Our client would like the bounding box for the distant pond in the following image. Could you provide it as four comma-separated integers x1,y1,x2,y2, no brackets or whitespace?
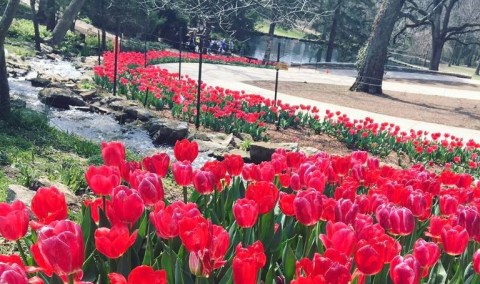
244,35,337,64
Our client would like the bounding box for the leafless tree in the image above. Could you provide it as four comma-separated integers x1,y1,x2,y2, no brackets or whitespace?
146,0,326,61
0,0,21,119
396,0,480,70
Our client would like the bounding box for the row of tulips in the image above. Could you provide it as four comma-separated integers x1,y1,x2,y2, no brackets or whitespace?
93,51,480,177
2,140,480,283
146,50,269,67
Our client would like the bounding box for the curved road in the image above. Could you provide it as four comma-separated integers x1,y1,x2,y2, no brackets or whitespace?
159,63,480,142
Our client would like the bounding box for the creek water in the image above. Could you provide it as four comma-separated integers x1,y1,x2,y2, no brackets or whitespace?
9,59,211,167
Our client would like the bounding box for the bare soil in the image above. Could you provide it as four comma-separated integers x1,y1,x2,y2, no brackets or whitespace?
247,81,480,130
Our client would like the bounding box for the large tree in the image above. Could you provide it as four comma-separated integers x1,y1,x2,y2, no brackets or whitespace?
48,0,86,45
350,0,405,94
398,0,480,70
0,0,20,119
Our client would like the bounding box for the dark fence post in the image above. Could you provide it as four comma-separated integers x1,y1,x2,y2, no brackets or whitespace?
97,30,101,65
113,22,120,97
195,35,204,130
179,27,183,80
274,42,281,130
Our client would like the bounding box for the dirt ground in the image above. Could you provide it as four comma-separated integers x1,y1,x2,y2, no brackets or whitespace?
247,80,480,131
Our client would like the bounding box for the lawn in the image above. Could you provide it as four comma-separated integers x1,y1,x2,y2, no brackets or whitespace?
440,64,480,80
255,21,309,39
0,108,103,201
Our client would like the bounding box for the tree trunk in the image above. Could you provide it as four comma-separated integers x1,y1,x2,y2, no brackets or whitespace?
46,0,56,31
350,0,405,95
30,0,42,52
326,0,343,62
49,0,86,45
101,0,106,51
476,60,480,75
0,0,21,120
429,38,444,71
0,42,10,119
263,22,276,63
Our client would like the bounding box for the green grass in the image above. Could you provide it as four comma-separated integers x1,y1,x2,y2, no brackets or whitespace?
255,21,307,39
0,108,103,201
439,64,480,80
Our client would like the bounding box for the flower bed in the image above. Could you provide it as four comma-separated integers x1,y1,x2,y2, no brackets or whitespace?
93,51,480,177
1,140,480,283
146,50,269,67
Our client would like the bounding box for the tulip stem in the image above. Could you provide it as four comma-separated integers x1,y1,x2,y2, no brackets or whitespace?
102,196,107,217
15,240,28,265
304,225,314,257
68,274,74,284
183,186,188,203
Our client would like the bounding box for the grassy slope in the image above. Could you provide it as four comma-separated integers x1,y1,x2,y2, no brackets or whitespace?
0,109,103,201
439,64,480,81
255,21,308,39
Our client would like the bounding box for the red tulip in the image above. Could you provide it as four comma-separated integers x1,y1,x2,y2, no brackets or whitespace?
223,154,244,176
332,156,350,177
286,151,305,169
258,162,275,182
85,165,121,196
119,160,142,182
101,141,126,168
233,241,266,284
335,198,358,225
0,262,28,284
95,225,137,259
439,194,459,215
389,207,415,236
441,225,469,256
142,153,170,177
108,265,167,284
0,200,29,241
425,216,451,241
172,161,193,186
290,173,302,191
178,215,210,252
413,239,440,269
31,186,68,229
389,255,421,284
129,171,164,206
405,191,432,221
193,170,216,195
31,220,84,279
354,239,386,275
294,189,323,226
319,221,357,256
245,181,279,214
107,186,144,226
455,206,480,242
294,251,351,284
242,163,260,181
233,198,259,228
150,201,200,239
188,225,230,277
279,192,296,216
473,250,480,274
174,139,198,162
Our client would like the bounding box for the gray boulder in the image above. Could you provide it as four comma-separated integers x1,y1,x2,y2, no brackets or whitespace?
7,185,35,205
38,87,87,109
145,119,189,145
30,77,51,87
250,142,298,163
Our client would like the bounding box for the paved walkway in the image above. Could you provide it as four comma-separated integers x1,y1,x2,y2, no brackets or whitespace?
159,63,480,142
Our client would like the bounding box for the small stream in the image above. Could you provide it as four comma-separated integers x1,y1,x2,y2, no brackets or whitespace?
9,58,211,167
